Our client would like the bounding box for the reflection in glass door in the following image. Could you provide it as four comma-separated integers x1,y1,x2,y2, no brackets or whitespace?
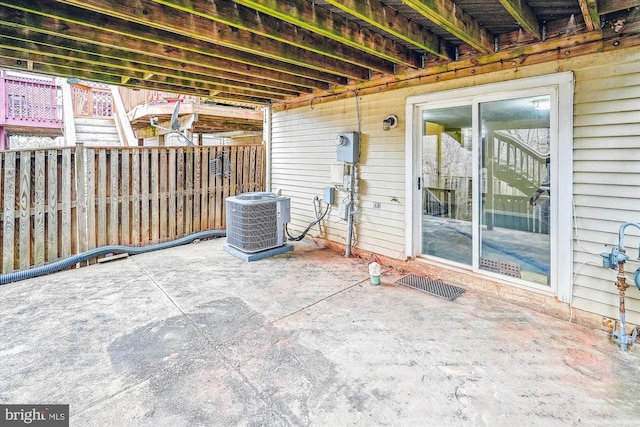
479,96,551,285
421,105,473,265
411,73,573,296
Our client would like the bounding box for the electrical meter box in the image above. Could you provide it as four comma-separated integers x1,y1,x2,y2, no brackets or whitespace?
335,132,360,163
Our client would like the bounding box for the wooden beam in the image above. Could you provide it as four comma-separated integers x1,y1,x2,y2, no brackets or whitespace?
54,0,387,77
578,0,601,31
274,29,619,109
149,75,288,100
0,48,272,104
498,0,542,40
0,1,358,83
0,56,214,98
323,0,452,59
0,19,327,92
152,0,407,70
402,0,495,53
128,103,263,123
598,0,638,15
232,0,422,68
135,119,262,138
0,44,287,101
0,46,138,80
0,35,310,97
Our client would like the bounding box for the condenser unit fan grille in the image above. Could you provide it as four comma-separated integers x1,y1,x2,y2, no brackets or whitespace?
226,203,278,252
225,192,290,253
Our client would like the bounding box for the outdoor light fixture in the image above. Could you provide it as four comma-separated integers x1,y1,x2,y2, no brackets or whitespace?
383,114,398,131
67,77,81,84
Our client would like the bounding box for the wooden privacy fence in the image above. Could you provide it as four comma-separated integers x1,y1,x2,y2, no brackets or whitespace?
0,144,264,275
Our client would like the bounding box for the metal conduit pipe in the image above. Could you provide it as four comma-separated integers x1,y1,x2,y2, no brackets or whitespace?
345,163,356,257
0,230,226,286
346,90,361,258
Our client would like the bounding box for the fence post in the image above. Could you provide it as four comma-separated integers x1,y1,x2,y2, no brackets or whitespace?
75,143,88,256
0,72,6,149
2,151,16,274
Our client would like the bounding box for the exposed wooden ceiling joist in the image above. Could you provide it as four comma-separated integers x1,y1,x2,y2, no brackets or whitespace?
151,0,403,72
232,0,422,68
57,0,393,76
0,35,313,98
323,0,453,59
0,0,635,109
0,1,356,88
578,0,600,31
0,0,361,104
498,0,542,40
401,0,495,53
0,13,329,93
598,0,638,15
0,54,215,98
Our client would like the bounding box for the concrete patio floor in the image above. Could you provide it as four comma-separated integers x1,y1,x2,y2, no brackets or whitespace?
1,238,639,426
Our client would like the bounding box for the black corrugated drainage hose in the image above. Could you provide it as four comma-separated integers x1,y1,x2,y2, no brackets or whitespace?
0,230,226,286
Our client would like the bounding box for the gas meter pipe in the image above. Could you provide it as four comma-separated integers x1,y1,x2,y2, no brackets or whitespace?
600,221,640,351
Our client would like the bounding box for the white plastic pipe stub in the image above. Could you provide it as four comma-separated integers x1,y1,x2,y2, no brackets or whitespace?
369,262,381,285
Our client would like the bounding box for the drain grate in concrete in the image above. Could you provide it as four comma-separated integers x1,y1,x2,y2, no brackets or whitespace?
395,274,465,301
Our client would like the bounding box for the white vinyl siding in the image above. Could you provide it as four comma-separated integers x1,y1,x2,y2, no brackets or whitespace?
271,93,407,259
572,49,640,324
271,47,640,323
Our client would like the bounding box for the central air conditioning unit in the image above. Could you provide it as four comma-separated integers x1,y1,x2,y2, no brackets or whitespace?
225,192,291,253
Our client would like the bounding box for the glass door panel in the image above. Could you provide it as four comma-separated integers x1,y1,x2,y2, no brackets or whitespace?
479,96,551,285
421,105,473,265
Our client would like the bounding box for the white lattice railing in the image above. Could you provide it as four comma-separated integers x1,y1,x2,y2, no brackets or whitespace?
71,84,113,118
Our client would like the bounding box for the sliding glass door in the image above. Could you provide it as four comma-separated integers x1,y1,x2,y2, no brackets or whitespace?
409,73,574,299
479,96,551,285
421,105,473,266
419,94,554,286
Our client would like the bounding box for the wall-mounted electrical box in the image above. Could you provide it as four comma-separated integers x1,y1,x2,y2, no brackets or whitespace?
323,187,335,204
335,132,360,163
338,201,349,220
343,174,353,191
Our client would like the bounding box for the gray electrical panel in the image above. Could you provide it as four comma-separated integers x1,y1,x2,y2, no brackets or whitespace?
323,187,335,204
335,132,360,163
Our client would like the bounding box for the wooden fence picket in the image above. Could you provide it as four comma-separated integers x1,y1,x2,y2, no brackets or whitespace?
2,151,16,273
0,144,264,275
